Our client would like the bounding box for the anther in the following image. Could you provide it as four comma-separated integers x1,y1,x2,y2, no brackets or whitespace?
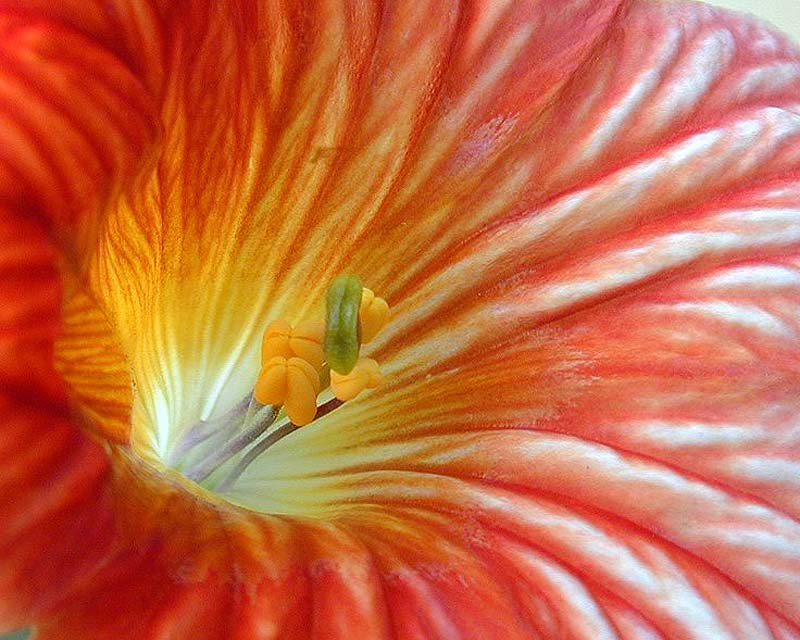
289,320,325,369
254,356,321,426
359,288,389,344
330,357,383,401
262,319,325,370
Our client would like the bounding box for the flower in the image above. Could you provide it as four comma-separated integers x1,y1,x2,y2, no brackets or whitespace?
1,0,800,638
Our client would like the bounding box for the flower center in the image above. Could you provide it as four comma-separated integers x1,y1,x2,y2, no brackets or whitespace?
166,275,390,492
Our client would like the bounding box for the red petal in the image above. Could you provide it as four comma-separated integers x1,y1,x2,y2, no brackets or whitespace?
0,6,157,241
62,0,625,460
0,214,114,630
0,0,158,629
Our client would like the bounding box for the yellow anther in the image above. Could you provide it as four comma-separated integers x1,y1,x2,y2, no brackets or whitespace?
330,357,383,402
254,356,321,426
289,320,325,370
261,319,293,363
262,319,325,370
359,288,389,344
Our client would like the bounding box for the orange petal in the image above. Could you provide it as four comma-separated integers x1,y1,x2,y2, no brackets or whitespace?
53,280,132,444
222,2,800,637
64,0,628,464
0,2,159,447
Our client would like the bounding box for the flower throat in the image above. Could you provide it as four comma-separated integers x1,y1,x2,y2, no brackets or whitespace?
167,275,390,492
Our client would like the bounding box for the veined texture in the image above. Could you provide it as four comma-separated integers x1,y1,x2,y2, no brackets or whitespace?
0,1,798,638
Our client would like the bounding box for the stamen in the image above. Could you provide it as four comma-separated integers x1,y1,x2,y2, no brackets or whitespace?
314,397,344,419
216,397,346,492
330,357,383,401
172,275,391,493
288,320,325,369
215,421,300,492
184,402,279,483
262,318,325,369
359,288,390,344
261,319,293,359
254,356,320,426
168,396,250,465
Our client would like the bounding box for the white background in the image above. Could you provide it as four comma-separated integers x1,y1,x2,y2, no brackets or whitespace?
708,0,800,42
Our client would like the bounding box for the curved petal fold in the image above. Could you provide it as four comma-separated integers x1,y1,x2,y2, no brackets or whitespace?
0,215,113,630
0,0,159,628
0,3,159,247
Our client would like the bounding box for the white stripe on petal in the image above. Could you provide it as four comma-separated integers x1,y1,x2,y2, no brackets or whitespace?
634,421,771,448
663,301,794,338
645,29,737,132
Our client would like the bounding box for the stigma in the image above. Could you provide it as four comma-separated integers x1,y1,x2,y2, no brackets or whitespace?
172,276,389,490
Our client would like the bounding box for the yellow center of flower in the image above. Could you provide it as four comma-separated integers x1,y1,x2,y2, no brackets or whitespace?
169,276,389,490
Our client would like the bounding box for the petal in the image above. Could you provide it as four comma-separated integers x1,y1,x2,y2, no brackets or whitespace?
364,4,800,368
0,1,160,442
0,4,159,244
0,214,114,631
224,2,800,636
0,0,159,626
8,0,629,634
7,1,800,639
53,281,132,443
68,0,625,457
32,457,310,639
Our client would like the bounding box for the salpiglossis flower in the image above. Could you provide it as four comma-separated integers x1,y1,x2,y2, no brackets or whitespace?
1,1,800,638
